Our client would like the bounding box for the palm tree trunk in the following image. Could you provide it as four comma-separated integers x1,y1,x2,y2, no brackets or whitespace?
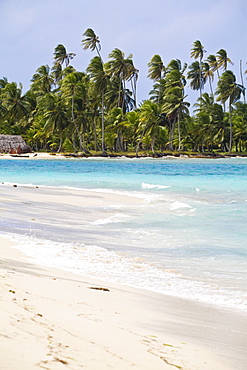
209,77,214,97
240,60,246,103
229,102,232,152
177,113,181,151
57,131,63,152
71,95,88,152
93,116,98,151
101,93,105,153
122,80,126,113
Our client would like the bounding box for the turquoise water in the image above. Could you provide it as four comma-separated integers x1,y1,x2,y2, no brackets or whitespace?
0,157,247,310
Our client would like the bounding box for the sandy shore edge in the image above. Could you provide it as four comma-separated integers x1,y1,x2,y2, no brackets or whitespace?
1,152,246,160
1,236,246,369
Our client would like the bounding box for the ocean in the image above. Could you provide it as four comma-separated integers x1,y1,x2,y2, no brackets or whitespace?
0,156,246,311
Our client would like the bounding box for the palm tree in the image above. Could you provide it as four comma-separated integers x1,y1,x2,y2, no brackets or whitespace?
42,93,69,152
232,102,247,151
53,44,76,69
206,54,220,78
162,86,190,150
167,59,187,74
147,55,165,104
60,72,88,152
31,65,55,95
87,56,110,152
105,48,136,111
187,61,205,93
2,82,29,126
194,93,224,150
51,63,63,85
202,62,214,96
128,64,139,109
137,100,161,153
216,49,233,71
105,107,126,151
190,40,206,97
166,59,187,89
216,71,244,151
239,60,246,103
82,28,102,59
0,77,8,89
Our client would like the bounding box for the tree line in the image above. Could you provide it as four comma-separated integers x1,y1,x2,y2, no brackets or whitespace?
0,29,246,154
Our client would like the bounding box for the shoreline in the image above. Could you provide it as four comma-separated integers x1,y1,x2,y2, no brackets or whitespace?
0,183,246,312
1,236,246,369
1,151,247,160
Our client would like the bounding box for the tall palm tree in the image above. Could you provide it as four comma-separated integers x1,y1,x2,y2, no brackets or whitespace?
216,49,233,71
147,55,165,104
216,70,244,151
87,56,110,152
53,44,76,69
60,72,87,151
105,48,135,111
82,28,102,59
190,40,206,97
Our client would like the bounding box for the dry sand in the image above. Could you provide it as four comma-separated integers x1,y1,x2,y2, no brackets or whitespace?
1,236,246,370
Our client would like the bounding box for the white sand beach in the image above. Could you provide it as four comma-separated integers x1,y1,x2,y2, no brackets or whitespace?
0,184,246,369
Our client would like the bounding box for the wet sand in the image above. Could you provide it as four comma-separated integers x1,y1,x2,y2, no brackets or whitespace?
0,184,247,369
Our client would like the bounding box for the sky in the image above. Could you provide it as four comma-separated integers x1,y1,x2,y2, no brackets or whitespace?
0,0,246,109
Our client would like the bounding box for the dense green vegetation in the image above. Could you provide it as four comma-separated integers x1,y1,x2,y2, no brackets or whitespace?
0,30,246,154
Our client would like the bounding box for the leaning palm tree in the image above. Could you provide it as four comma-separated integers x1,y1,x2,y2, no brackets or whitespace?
216,70,243,151
53,44,76,69
216,49,233,71
190,40,206,97
82,28,102,59
87,56,110,152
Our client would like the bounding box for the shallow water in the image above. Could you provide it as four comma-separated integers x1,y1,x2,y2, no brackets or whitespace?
0,157,246,310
